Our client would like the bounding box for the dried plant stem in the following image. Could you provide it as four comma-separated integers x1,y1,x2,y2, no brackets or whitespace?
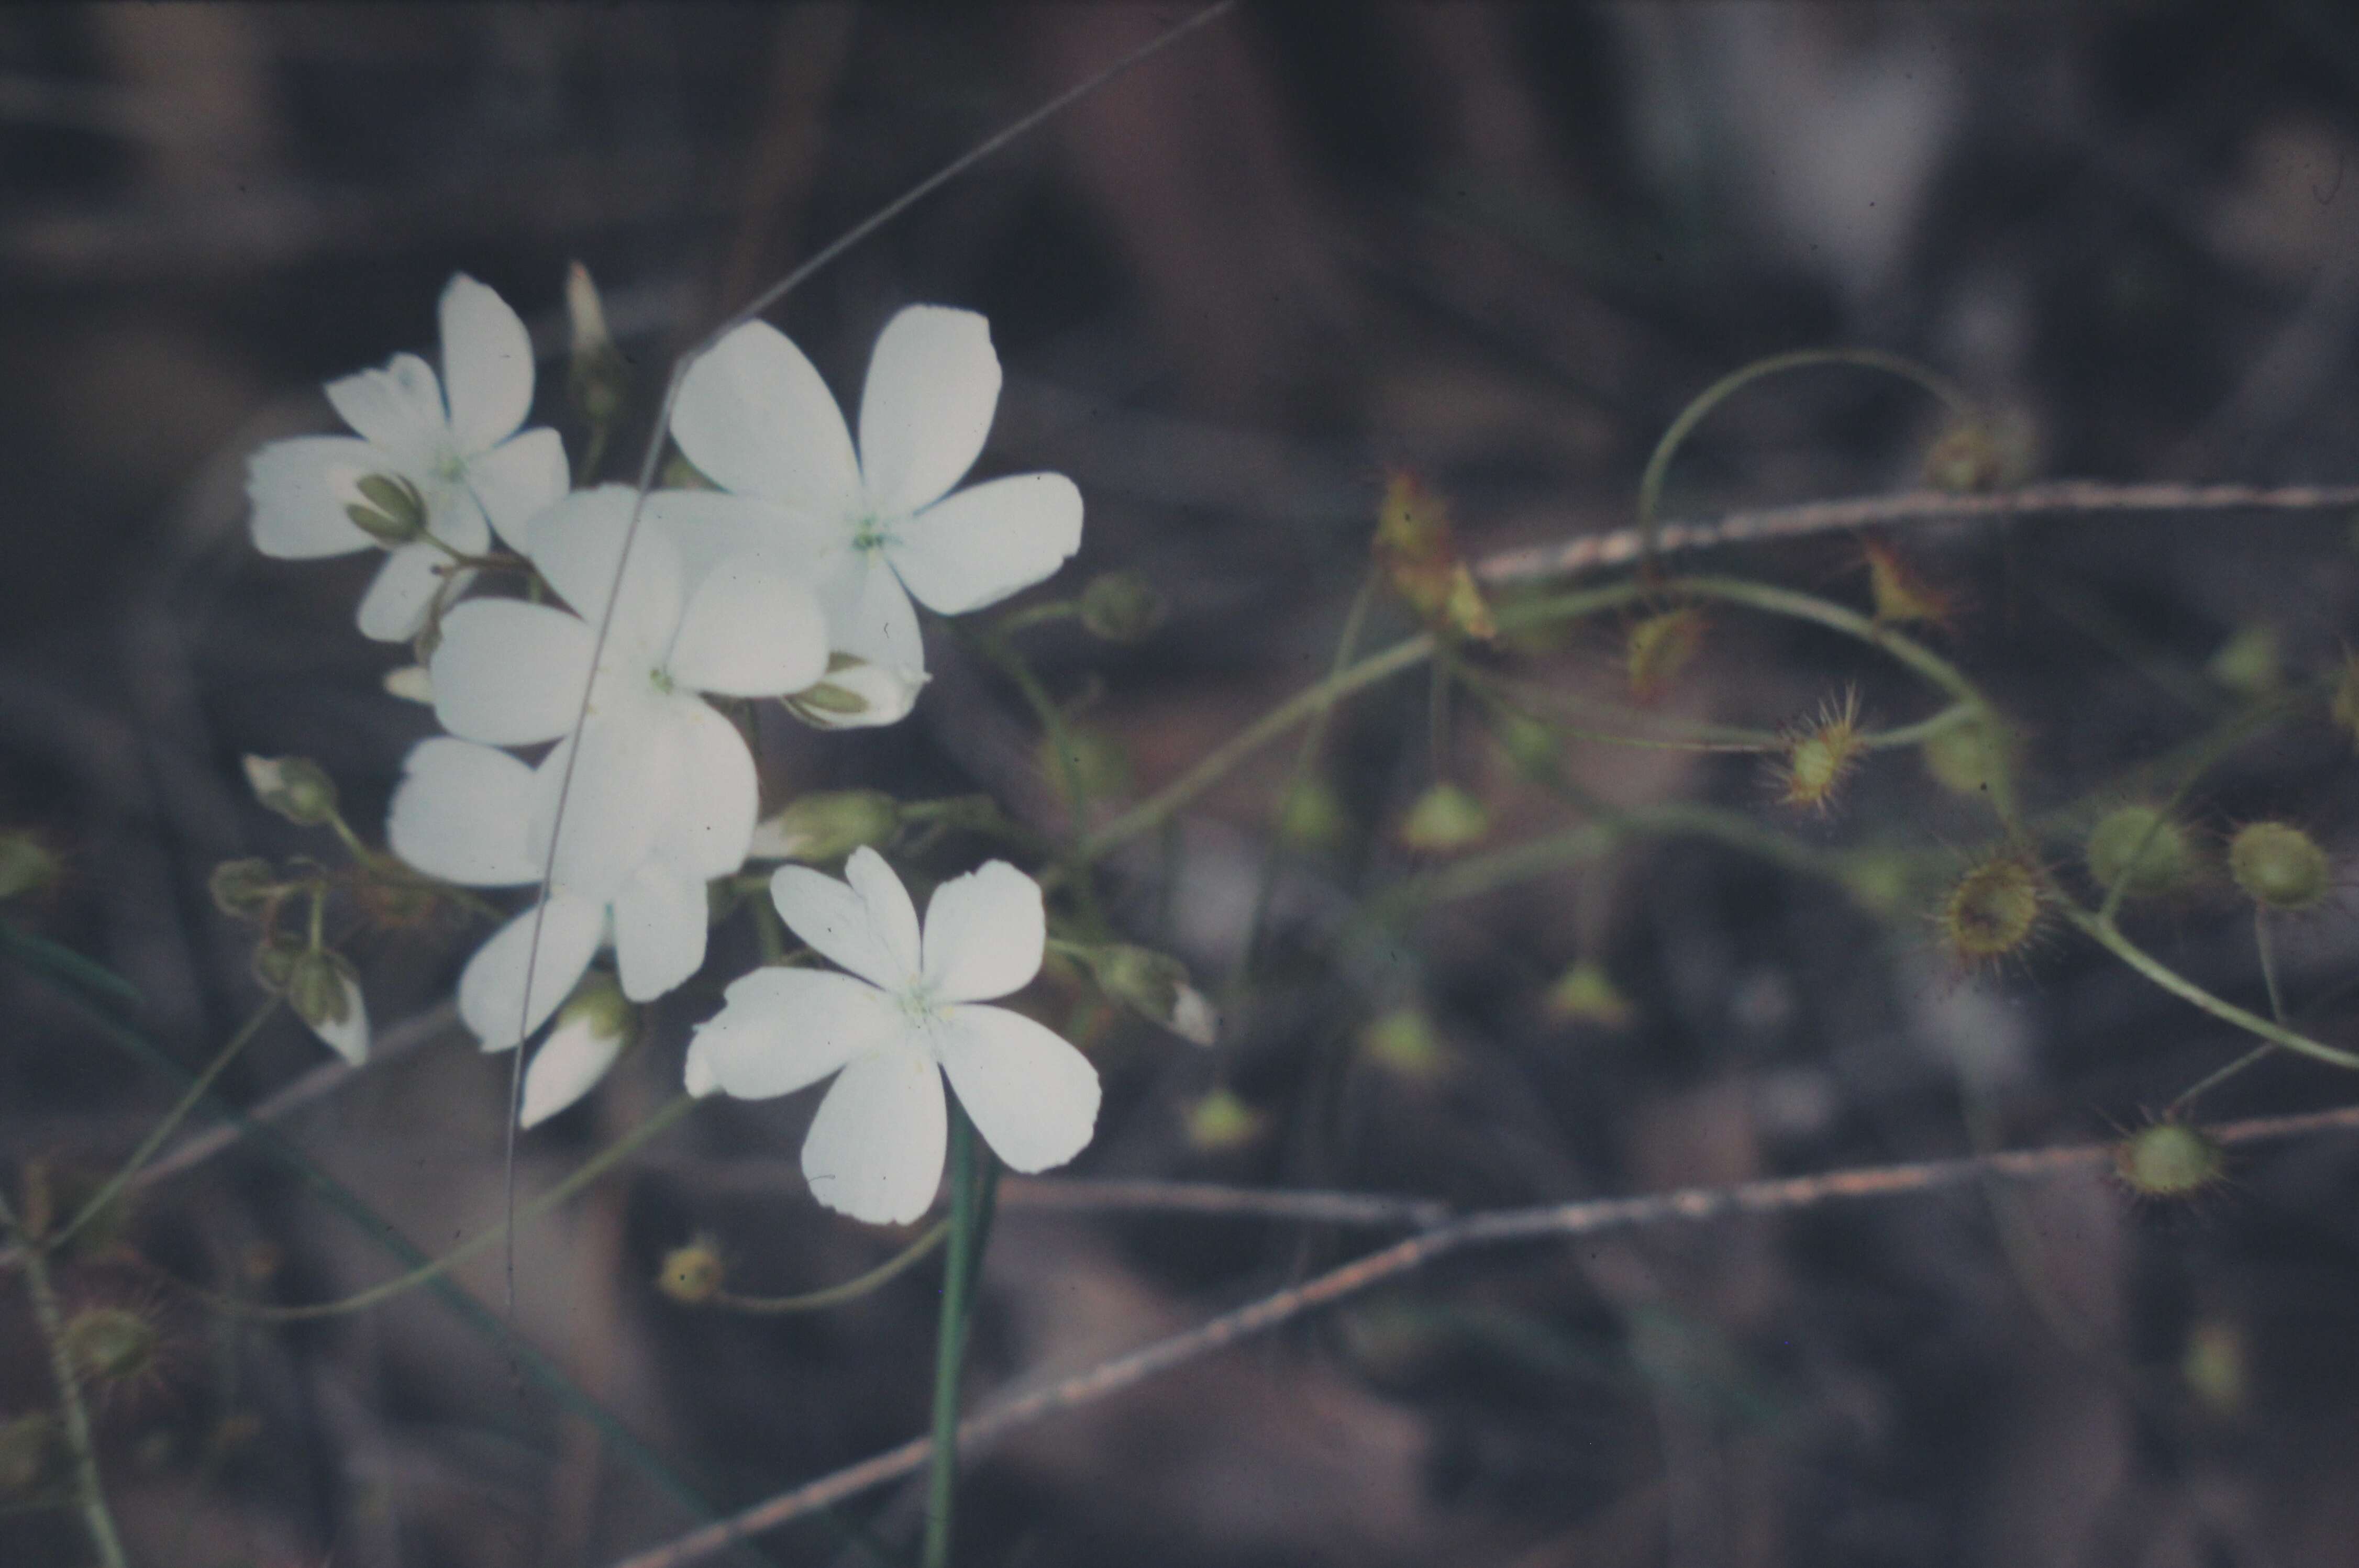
604,1101,2359,1568
1,1187,130,1568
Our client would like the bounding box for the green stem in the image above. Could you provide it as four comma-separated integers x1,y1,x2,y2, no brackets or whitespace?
710,1221,948,1314
2061,905,2359,1071
924,1104,986,1568
2,1186,129,1568
2175,910,2295,1109
1636,347,1969,572
48,999,281,1252
993,601,1079,637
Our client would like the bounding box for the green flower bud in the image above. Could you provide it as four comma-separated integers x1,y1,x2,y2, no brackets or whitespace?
555,970,635,1045
2087,805,2200,899
250,933,305,992
242,755,339,827
1088,944,1217,1044
1922,719,2005,799
345,472,427,545
1078,572,1167,643
1489,710,1559,784
1277,777,1348,852
61,1305,159,1387
209,857,280,918
285,949,359,1031
1362,1007,1448,1080
2228,821,2330,911
2207,625,2280,698
1544,960,1633,1028
782,654,925,730
1183,1088,1265,1152
1399,783,1488,853
2113,1121,2224,1199
657,1238,725,1305
0,1413,60,1497
566,261,631,428
0,831,60,902
749,790,902,863
660,452,713,491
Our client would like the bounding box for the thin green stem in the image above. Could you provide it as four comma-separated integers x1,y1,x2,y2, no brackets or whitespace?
966,624,1107,935
925,1104,985,1568
164,1096,696,1321
2169,1044,2278,1112
993,601,1079,637
2061,905,2359,1071
2175,909,2296,1110
2,1185,129,1568
1636,347,1969,573
2097,695,2297,925
710,1222,949,1314
48,999,281,1252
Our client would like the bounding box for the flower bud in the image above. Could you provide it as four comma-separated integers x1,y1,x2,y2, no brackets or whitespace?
783,654,926,730
1940,853,2044,964
1277,777,1349,852
1039,728,1133,805
1399,783,1488,853
2113,1121,2224,1199
0,1413,59,1497
61,1305,159,1387
1183,1088,1266,1152
1544,960,1633,1028
383,664,434,704
2087,805,2200,900
656,1238,725,1305
566,261,632,429
242,755,338,827
345,472,427,545
209,858,280,918
1922,719,2005,799
1078,571,1167,643
1625,607,1707,702
748,791,901,863
1374,471,1496,641
1088,944,1217,1045
0,831,60,902
1362,1007,1449,1080
520,974,637,1128
249,933,305,992
2228,821,2330,911
2207,624,2280,698
286,949,368,1064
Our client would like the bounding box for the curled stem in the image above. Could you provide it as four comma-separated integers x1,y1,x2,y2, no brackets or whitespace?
709,1222,949,1314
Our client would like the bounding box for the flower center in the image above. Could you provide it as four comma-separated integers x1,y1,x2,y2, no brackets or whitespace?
648,665,674,695
850,514,900,555
431,448,470,485
895,980,947,1036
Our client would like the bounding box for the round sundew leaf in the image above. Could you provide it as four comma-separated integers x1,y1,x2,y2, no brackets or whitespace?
326,352,448,465
857,305,1000,517
887,472,1082,617
387,738,539,887
246,435,380,560
672,320,862,510
459,894,605,1049
801,1038,946,1225
683,968,897,1100
921,860,1044,1003
430,598,596,745
934,1003,1100,1174
438,273,536,453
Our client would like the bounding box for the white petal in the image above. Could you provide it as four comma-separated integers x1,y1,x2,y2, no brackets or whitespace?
683,968,897,1099
326,352,448,464
357,542,462,643
646,490,840,589
672,320,861,508
768,846,918,988
648,699,756,880
611,857,707,1000
519,1011,625,1128
935,1004,1100,1173
802,1039,946,1225
246,435,380,559
527,719,677,903
784,657,927,731
921,860,1044,1003
306,973,371,1066
887,473,1082,616
387,738,539,886
468,427,570,550
527,486,684,651
857,306,1000,516
816,552,925,674
384,664,434,704
430,598,595,744
424,483,492,557
459,894,605,1049
666,557,829,697
439,274,536,452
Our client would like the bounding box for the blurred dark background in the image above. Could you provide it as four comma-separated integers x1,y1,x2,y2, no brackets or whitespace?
8,5,2359,1565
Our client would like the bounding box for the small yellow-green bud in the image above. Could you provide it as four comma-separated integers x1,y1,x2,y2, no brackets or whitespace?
61,1305,159,1387
242,755,339,827
565,261,630,429
1078,571,1167,643
0,831,60,902
1922,719,2004,799
656,1238,725,1305
1399,783,1488,853
2087,805,2200,899
250,933,305,992
1489,710,1559,784
0,1413,60,1497
345,472,427,545
2228,821,2330,911
555,970,635,1044
1277,777,1349,852
1941,854,2044,963
1183,1088,1266,1152
1039,729,1133,805
1088,944,1217,1044
383,664,434,704
1362,1007,1448,1080
2207,625,2281,698
209,858,280,918
285,949,359,1031
2113,1121,2224,1199
749,791,901,862
1544,960,1633,1028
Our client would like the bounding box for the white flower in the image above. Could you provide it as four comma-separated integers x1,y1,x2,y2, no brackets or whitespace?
520,975,636,1128
780,654,927,731
685,847,1100,1225
661,305,1084,679
427,485,827,902
387,736,726,1050
246,274,570,642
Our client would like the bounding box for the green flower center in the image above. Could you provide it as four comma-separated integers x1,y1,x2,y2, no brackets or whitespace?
850,514,899,554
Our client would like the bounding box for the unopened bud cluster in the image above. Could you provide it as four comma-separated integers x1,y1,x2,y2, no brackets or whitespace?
242,755,340,828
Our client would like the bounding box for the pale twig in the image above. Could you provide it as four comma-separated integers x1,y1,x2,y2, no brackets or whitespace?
604,1102,2359,1568
1474,480,2359,587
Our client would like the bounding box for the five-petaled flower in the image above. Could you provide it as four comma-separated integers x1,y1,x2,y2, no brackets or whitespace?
685,848,1100,1225
661,305,1083,680
246,274,570,641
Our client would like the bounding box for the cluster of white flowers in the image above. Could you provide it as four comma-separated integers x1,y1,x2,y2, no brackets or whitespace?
244,273,1098,1218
